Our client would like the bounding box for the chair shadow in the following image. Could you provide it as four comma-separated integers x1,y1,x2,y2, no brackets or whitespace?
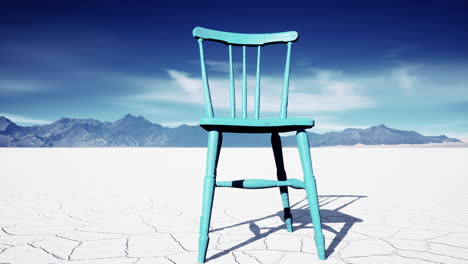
206,194,366,262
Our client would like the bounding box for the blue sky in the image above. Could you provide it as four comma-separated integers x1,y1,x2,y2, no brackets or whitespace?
0,1,467,136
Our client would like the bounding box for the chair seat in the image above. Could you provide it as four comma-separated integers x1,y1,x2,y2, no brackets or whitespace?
200,117,314,133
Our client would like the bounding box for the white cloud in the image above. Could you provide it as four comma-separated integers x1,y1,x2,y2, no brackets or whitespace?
384,44,421,59
0,80,50,94
419,121,468,138
286,69,376,113
125,68,376,117
204,60,242,73
160,120,199,127
295,58,311,67
114,101,174,115
167,69,202,93
123,71,204,106
313,121,367,131
119,63,467,121
0,113,51,125
422,120,468,129
392,65,420,92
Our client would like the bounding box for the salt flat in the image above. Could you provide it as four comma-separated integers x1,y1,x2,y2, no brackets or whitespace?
1,148,468,264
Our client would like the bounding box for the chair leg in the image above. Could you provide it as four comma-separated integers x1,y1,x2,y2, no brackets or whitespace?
296,129,326,260
198,130,222,263
271,132,293,232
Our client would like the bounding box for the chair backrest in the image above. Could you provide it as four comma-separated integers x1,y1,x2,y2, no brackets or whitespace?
193,27,298,119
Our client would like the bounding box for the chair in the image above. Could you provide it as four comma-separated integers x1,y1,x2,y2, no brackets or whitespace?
193,27,326,263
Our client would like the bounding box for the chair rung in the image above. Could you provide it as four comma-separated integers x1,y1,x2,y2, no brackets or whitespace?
216,179,304,189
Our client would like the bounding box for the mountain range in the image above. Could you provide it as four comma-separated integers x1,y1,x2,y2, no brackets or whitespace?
0,114,461,147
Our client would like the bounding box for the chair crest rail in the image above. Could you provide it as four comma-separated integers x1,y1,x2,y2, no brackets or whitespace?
193,27,298,46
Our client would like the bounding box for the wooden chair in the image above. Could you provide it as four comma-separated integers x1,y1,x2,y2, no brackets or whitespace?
193,27,326,263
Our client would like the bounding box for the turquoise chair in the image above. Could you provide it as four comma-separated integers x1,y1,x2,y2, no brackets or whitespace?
193,27,326,263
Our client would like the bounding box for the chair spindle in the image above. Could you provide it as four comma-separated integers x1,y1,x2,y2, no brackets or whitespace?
254,46,261,119
242,45,247,119
280,42,292,119
229,45,236,118
197,38,214,118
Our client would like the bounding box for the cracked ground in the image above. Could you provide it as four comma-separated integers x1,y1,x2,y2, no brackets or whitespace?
1,148,468,264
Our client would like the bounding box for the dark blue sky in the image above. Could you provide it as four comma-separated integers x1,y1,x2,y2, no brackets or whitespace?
1,1,467,136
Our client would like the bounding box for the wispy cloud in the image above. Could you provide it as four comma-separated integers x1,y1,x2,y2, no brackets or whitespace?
419,120,468,137
159,120,200,127
167,69,202,93
108,62,467,134
122,70,203,106
392,65,420,93
295,58,311,67
0,80,51,94
126,68,376,116
384,44,421,59
0,113,51,125
288,69,376,113
299,115,368,132
313,121,367,131
115,101,174,115
190,60,242,74
422,120,468,129
204,60,242,73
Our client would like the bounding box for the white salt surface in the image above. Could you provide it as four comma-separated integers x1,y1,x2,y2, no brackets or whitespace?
1,148,468,264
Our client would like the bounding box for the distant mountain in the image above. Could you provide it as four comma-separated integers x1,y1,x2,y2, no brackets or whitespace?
308,124,459,146
0,114,461,147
